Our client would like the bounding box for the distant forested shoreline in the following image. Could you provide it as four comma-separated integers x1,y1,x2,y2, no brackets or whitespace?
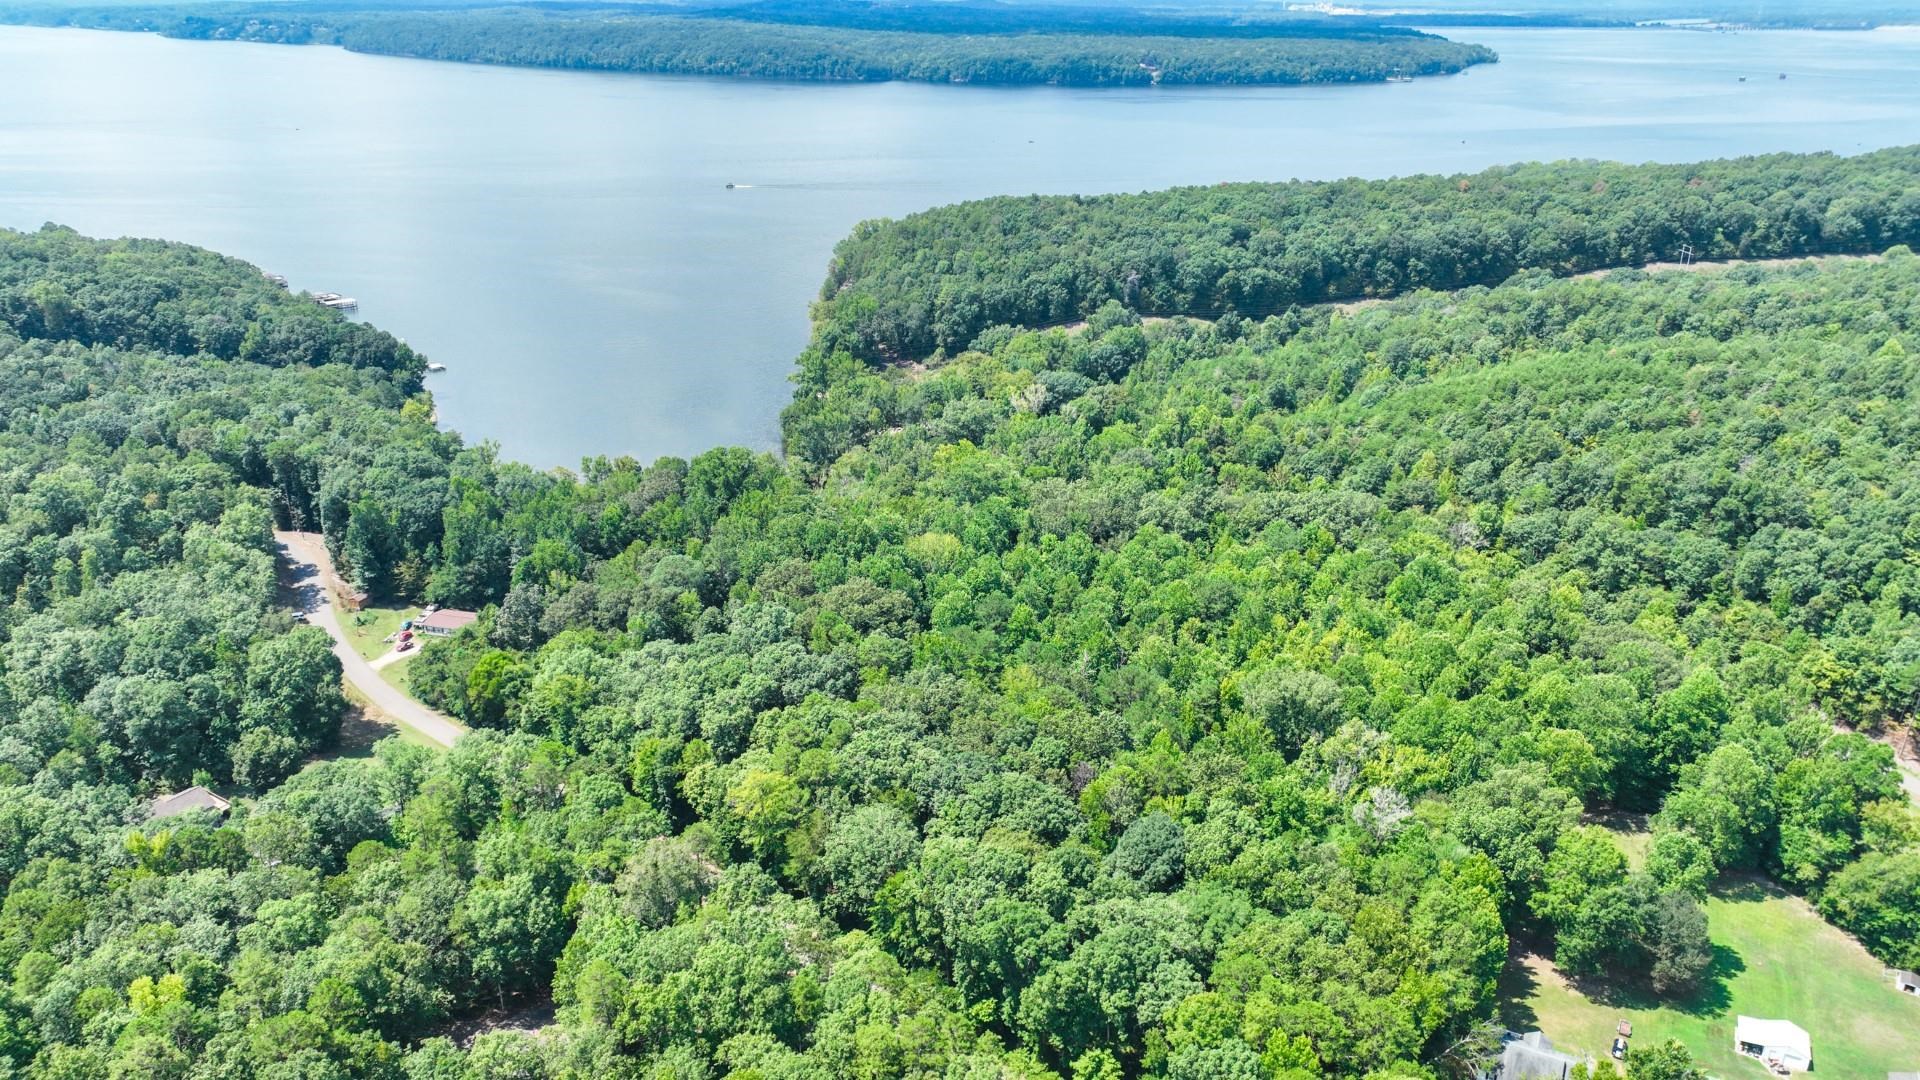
807,146,1920,365
0,2,1498,86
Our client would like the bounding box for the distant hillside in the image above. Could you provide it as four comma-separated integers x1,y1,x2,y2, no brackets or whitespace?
0,2,1499,86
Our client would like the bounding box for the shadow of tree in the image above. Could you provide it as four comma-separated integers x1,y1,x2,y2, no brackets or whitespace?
1583,808,1651,834
1688,943,1744,1016
1567,942,1745,1018
1714,877,1779,904
1497,953,1543,1033
275,539,329,613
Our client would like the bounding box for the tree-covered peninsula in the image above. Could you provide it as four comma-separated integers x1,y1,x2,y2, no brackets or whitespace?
0,2,1497,87
809,146,1920,363
2,147,1919,1079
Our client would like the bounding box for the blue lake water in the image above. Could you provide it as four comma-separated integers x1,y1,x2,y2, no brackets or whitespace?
2,24,1917,466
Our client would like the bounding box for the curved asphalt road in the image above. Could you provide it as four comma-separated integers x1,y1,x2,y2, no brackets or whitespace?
276,530,466,749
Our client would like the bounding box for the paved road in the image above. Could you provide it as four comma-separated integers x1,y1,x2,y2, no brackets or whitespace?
276,530,465,749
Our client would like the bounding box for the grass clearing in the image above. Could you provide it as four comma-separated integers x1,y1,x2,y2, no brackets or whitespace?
338,602,419,662
332,683,439,755
377,656,418,698
1499,879,1920,1078
1587,811,1652,870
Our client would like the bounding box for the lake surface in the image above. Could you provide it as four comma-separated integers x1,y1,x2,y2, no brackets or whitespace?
2,25,1918,467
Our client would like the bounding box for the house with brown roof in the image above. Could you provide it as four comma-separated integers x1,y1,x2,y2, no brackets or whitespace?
149,786,231,821
418,608,478,637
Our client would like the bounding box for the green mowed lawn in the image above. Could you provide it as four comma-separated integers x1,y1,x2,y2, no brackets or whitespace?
1500,879,1920,1077
377,656,415,698
338,602,418,662
1586,812,1652,870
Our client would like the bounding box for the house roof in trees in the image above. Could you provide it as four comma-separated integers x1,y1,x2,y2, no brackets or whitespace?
419,609,479,633
1495,1030,1583,1080
149,786,232,820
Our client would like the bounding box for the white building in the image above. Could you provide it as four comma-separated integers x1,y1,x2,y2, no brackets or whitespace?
1734,1016,1812,1072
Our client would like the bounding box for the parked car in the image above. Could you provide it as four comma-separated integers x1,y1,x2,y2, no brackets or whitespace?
398,630,413,642
1611,1037,1628,1060
396,639,415,653
290,611,306,622
400,619,413,631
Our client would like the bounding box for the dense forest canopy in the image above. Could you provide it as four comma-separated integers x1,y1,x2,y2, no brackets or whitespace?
0,231,423,379
1336,0,1920,29
2,145,1919,1080
668,0,1492,40
0,2,1497,86
808,146,1920,367
4,0,1911,30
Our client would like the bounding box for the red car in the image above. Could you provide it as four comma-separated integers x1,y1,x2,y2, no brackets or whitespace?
396,639,415,653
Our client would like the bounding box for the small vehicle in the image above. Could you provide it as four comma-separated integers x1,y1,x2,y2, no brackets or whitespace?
1611,1037,1628,1060
400,619,413,631
396,639,415,653
290,611,307,622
